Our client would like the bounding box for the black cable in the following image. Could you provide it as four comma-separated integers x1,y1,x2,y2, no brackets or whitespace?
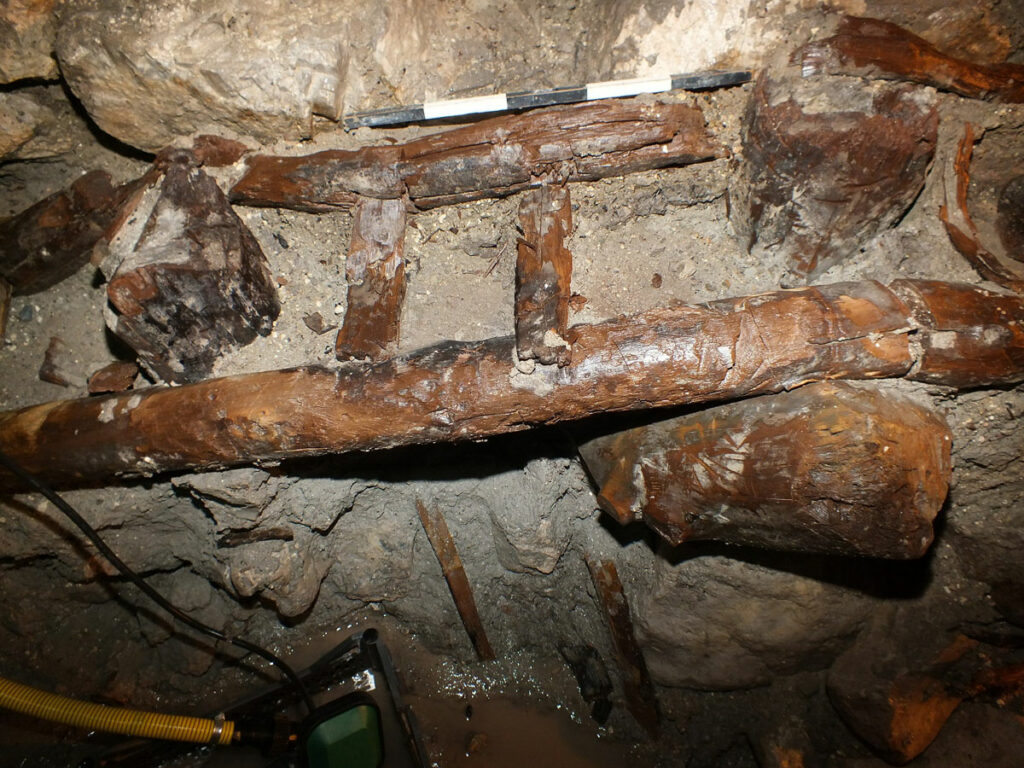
0,450,315,716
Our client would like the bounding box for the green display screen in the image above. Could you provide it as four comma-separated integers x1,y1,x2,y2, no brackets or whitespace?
304,704,383,768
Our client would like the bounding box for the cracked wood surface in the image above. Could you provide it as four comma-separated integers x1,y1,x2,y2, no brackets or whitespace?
0,279,1022,488
797,16,1024,103
335,197,407,362
228,100,721,213
515,184,573,366
578,382,952,558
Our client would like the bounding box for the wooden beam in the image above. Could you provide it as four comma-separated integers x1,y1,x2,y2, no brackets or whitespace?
577,382,952,558
229,101,721,213
335,197,407,362
515,184,573,366
796,16,1024,103
0,279,1022,488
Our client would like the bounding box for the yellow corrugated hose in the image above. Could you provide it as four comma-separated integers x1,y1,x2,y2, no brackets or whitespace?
0,675,235,746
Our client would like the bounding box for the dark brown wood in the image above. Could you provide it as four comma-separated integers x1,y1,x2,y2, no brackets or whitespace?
0,277,10,341
0,170,156,296
578,382,952,558
0,279,1022,489
515,184,573,366
335,197,407,362
229,100,720,213
189,135,250,168
735,76,937,281
415,499,495,661
585,557,659,737
87,361,139,394
105,151,280,383
939,125,1024,294
797,16,1024,103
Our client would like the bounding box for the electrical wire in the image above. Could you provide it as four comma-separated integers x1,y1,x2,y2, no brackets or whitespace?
0,449,315,716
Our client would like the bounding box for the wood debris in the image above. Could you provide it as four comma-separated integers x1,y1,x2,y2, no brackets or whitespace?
87,361,139,395
105,150,280,383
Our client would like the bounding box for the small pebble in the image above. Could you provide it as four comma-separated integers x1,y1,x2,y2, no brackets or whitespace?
17,304,34,322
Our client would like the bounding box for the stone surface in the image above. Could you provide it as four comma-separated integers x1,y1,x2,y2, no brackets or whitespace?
0,0,58,83
0,90,70,162
635,554,872,690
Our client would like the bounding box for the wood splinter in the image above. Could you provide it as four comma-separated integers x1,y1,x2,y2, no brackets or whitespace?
335,197,407,361
516,184,573,366
416,499,495,662
586,557,659,737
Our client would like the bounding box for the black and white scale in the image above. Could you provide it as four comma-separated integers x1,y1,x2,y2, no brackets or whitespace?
343,69,752,129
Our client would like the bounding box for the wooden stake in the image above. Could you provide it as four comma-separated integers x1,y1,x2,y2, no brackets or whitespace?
586,557,659,737
415,499,495,661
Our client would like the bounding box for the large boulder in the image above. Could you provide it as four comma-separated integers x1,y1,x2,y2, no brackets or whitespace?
0,0,59,83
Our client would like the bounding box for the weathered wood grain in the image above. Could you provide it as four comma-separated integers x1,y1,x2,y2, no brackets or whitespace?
0,279,1022,488
335,197,407,362
797,16,1024,103
578,382,952,558
515,184,573,366
229,100,720,213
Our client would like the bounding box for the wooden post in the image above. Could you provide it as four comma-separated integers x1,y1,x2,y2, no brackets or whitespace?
515,184,573,366
335,197,408,362
0,280,1022,488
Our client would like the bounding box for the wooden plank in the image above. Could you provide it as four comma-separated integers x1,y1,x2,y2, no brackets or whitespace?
229,100,720,212
0,279,1022,488
415,499,495,661
515,184,573,366
335,197,407,362
578,382,952,558
586,557,659,737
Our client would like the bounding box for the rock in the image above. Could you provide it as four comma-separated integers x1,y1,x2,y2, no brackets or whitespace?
38,335,84,387
0,0,59,83
0,90,70,162
485,458,580,574
222,533,330,619
731,76,937,283
172,467,276,531
635,554,872,690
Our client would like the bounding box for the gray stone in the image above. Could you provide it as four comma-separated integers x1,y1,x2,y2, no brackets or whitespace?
635,554,872,690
